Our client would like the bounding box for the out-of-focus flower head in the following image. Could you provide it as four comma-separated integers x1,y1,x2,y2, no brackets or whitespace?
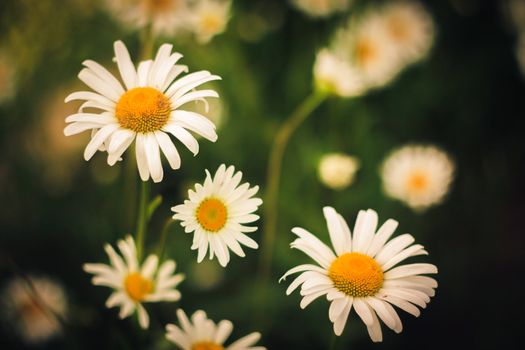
314,2,435,96
104,0,191,36
381,144,455,211
318,152,360,190
0,49,17,104
313,49,366,97
291,0,351,18
336,11,402,88
2,276,67,344
166,309,266,349
516,33,525,76
187,0,232,44
381,1,435,64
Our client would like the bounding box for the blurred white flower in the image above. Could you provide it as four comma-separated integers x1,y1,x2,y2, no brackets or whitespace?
313,49,366,97
318,152,360,190
281,207,438,341
381,145,455,211
166,309,266,350
291,0,351,18
172,164,262,267
381,1,435,64
64,40,220,183
2,276,67,344
84,235,184,329
338,12,402,87
0,50,17,104
187,0,232,44
104,0,191,36
508,0,525,33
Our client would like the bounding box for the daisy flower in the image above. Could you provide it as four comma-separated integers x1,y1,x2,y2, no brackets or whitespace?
64,40,220,183
291,0,351,18
2,276,67,344
171,164,262,267
381,145,455,211
381,1,434,64
105,0,191,36
280,207,438,342
338,12,401,87
187,0,232,44
166,309,266,350
318,152,360,190
83,235,184,329
313,49,366,97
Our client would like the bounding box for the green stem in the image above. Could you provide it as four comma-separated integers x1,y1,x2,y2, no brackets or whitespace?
259,91,328,279
140,22,154,61
135,180,150,260
329,334,340,350
157,218,175,260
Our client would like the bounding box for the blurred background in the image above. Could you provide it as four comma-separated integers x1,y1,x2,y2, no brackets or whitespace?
1,0,524,349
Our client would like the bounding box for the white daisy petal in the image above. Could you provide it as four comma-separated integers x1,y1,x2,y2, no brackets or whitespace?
114,40,137,90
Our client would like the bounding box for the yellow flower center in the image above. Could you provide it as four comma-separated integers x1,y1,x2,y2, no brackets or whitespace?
115,87,171,133
355,39,377,68
192,342,225,350
124,272,154,302
407,171,428,193
196,198,228,232
328,253,384,297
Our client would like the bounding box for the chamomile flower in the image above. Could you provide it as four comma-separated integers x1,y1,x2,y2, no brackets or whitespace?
83,235,184,329
291,0,351,18
381,145,455,211
166,309,266,350
381,2,434,64
105,0,191,36
313,49,366,97
2,276,67,344
171,164,262,267
318,152,360,190
187,0,232,44
64,40,220,183
281,207,438,341
337,12,401,87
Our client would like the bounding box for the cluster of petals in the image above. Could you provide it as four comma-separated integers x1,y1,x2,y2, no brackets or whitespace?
281,207,437,341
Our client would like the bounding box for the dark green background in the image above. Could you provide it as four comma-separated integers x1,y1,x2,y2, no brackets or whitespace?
0,0,524,349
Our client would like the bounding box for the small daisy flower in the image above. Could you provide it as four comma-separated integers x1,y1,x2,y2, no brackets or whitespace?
2,276,67,344
187,0,232,44
313,49,366,97
64,40,220,182
381,1,434,64
338,12,401,87
172,164,263,267
281,207,437,341
318,152,360,190
291,0,351,18
83,235,184,329
381,145,455,211
166,309,266,350
105,0,191,36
